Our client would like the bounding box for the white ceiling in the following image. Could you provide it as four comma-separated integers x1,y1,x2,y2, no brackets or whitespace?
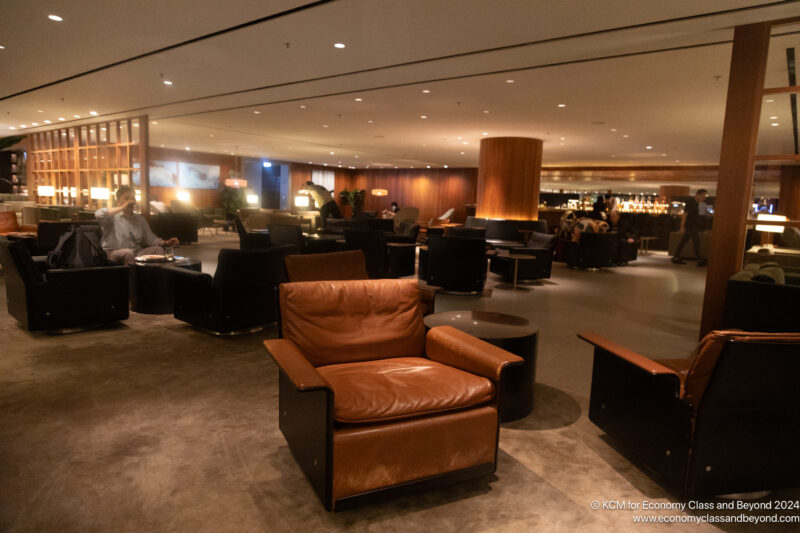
1,0,799,184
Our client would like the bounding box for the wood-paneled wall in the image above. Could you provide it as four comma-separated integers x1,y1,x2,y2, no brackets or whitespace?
337,168,478,223
147,147,237,208
477,137,542,220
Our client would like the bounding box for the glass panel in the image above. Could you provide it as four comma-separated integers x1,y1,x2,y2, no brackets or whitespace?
756,92,799,157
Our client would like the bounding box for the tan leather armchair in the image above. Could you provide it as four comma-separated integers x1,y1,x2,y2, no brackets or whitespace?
264,279,522,510
579,330,800,497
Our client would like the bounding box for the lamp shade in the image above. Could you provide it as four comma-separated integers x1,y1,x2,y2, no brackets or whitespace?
371,188,389,197
177,190,191,202
294,195,310,207
755,213,787,233
224,178,247,188
90,187,110,200
246,194,259,205
37,185,55,197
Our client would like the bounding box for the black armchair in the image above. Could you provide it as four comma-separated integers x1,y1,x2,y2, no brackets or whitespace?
490,231,555,281
579,330,800,497
235,217,272,250
150,212,199,244
171,245,296,334
0,238,129,331
565,232,617,269
267,223,305,251
421,235,487,292
344,229,415,278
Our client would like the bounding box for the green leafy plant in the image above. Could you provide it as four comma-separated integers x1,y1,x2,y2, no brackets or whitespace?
339,188,366,215
219,186,246,219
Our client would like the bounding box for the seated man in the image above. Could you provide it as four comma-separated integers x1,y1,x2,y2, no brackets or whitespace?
95,186,179,265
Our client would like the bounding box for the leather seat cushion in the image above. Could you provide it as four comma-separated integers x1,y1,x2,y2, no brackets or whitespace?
317,356,494,424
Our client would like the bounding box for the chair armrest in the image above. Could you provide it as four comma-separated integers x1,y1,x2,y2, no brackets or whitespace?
578,331,679,376
263,339,331,391
46,265,130,279
426,325,523,381
163,265,211,287
20,224,38,233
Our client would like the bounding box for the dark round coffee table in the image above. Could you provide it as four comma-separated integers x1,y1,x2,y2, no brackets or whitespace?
423,310,539,422
130,257,201,314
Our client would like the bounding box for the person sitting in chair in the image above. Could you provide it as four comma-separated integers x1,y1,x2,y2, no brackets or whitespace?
95,186,179,265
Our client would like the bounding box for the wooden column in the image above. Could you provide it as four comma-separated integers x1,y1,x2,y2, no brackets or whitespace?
779,165,800,219
700,23,771,337
138,115,150,220
476,137,542,220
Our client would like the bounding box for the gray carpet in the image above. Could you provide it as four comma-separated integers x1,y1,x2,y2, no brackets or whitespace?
1,236,798,532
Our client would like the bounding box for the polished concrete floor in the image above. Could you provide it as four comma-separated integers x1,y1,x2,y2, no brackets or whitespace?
1,233,797,532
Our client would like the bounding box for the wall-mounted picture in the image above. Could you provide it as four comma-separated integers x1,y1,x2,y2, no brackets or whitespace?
150,160,178,187
179,162,220,189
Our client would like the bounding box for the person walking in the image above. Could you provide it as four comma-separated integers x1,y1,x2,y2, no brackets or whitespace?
672,189,708,266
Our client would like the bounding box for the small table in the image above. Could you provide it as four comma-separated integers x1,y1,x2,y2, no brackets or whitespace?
639,236,658,255
424,310,539,422
498,253,537,289
130,257,201,314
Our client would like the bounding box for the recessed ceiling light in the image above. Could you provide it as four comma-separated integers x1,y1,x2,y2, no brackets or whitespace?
334,43,346,49
299,105,306,109
163,80,173,85
89,111,98,116
8,126,15,130
483,110,490,114
133,123,139,127
73,114,80,118
420,115,428,119
209,134,214,138
557,104,566,108
354,98,362,102
0,45,5,50
354,155,359,158
460,151,465,155
443,165,448,168
253,110,261,114
462,141,468,145
422,89,430,94
645,145,653,149
482,132,488,136
44,120,51,124
766,99,775,103
367,120,373,124
31,122,39,126
505,79,515,84
559,137,565,140
48,14,63,22
151,121,158,125
622,134,629,138
330,151,335,155
19,125,26,128
457,136,462,140
771,122,779,127
322,124,329,128
58,117,65,121
769,115,778,119
426,165,431,168
37,109,44,113
610,128,617,132
185,147,190,151
160,144,166,147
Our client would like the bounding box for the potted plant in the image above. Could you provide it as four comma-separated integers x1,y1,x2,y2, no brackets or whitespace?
219,186,246,220
339,188,366,216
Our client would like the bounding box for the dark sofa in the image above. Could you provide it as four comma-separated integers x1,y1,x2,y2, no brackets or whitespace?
490,231,555,281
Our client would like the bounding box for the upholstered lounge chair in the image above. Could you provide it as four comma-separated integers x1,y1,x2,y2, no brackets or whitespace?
170,245,295,334
264,279,523,510
0,237,129,331
235,217,272,250
490,231,555,282
343,229,415,278
421,234,487,292
579,330,800,496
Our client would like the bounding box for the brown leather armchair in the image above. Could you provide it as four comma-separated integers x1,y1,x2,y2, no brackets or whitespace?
579,330,800,497
264,279,522,510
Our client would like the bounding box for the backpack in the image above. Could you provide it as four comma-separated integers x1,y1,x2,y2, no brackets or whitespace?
47,225,110,269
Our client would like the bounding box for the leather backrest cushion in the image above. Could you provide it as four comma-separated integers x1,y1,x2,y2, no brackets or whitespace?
280,279,426,366
527,231,555,248
0,211,20,233
285,250,368,282
683,330,800,409
214,245,293,288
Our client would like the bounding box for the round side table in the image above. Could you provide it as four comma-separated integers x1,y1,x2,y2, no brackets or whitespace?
424,310,539,422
